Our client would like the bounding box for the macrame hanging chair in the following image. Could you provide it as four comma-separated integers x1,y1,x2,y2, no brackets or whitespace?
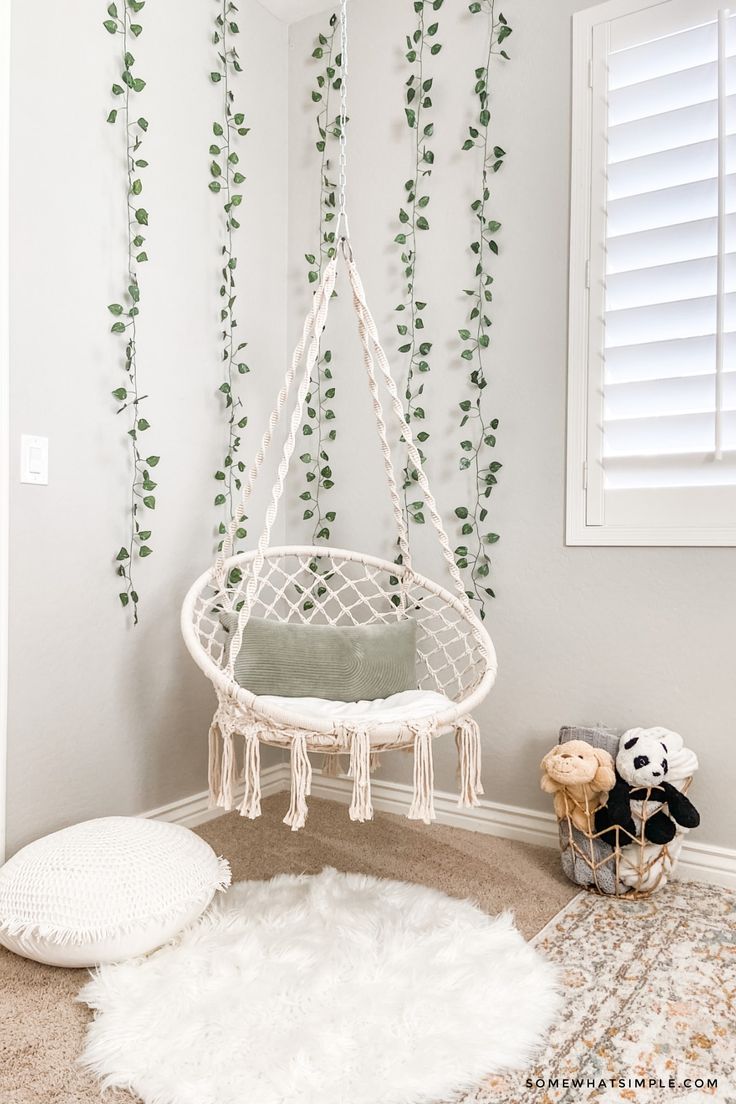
181,0,497,831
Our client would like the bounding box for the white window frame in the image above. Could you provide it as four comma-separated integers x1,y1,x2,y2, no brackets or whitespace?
0,0,9,861
566,0,736,546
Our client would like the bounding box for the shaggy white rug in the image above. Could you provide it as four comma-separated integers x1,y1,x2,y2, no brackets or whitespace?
79,868,560,1104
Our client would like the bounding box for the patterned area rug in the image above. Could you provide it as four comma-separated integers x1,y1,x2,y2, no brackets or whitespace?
462,882,736,1104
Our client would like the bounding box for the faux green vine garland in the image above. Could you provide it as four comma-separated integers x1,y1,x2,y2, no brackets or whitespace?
394,0,443,533
104,0,157,624
209,0,251,553
454,0,512,618
299,15,343,545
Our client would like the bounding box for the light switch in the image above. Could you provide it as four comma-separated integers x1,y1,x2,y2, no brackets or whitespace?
20,435,48,485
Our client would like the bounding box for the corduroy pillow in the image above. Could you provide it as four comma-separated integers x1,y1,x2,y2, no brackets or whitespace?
221,614,417,701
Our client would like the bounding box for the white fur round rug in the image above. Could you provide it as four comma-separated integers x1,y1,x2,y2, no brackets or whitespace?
79,868,560,1104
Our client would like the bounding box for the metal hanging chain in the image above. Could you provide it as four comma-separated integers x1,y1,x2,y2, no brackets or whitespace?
337,0,349,240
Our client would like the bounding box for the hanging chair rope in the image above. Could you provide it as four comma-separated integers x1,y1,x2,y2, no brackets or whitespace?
216,236,489,678
215,258,337,585
342,247,477,623
223,257,338,678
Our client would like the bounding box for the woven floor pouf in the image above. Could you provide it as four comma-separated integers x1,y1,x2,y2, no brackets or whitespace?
0,817,231,967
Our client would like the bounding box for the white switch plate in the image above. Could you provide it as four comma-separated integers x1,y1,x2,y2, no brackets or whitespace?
20,435,48,485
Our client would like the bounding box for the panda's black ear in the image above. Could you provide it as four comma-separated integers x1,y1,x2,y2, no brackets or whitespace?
623,735,639,750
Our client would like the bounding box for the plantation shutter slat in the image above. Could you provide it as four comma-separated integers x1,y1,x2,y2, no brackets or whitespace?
607,215,735,273
600,4,736,490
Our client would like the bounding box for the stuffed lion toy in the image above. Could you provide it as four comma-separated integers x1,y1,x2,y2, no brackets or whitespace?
540,740,616,834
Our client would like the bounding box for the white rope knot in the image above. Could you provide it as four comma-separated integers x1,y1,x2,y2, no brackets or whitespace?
348,726,373,823
239,725,262,820
455,715,484,808
408,721,436,824
283,734,312,832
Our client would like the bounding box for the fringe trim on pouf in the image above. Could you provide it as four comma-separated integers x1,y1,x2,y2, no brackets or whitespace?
283,734,312,831
370,751,382,773
239,727,262,820
455,715,484,807
348,727,373,822
408,721,436,824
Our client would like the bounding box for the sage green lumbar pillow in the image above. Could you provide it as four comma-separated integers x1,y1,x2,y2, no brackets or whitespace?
220,614,417,701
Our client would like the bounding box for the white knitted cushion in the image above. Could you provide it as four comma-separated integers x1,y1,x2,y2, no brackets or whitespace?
0,817,231,968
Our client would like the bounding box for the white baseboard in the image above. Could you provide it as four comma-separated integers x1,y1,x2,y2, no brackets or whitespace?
145,764,288,828
146,765,736,891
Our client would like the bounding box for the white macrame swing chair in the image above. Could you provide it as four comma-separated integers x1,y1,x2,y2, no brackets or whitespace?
181,0,497,831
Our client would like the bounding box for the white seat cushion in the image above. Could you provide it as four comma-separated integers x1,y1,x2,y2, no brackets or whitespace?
0,817,231,968
257,689,454,728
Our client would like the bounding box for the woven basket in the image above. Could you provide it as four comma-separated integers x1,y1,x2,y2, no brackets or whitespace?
555,780,693,899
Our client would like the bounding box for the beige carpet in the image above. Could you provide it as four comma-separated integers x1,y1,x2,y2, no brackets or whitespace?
0,795,576,1104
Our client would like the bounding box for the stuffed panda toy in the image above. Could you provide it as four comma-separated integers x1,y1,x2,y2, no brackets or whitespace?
595,727,700,847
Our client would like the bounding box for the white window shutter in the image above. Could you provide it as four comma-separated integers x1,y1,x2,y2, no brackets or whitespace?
567,0,736,544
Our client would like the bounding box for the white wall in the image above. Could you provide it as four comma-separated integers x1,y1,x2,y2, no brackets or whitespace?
6,0,288,854
287,0,735,850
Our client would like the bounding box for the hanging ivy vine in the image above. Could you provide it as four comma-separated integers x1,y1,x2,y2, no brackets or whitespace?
104,0,157,625
299,15,343,545
209,0,251,553
394,0,443,534
453,0,512,618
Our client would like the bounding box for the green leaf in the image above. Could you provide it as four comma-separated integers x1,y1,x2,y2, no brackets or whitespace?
110,321,126,333
455,506,469,519
108,303,124,315
134,208,148,225
106,109,117,124
146,455,159,467
116,547,129,561
139,545,153,557
416,216,429,230
137,418,150,431
103,18,117,33
111,387,127,401
210,72,222,83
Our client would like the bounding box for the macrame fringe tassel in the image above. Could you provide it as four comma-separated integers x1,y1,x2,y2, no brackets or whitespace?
321,753,344,778
455,715,484,808
283,735,312,831
408,722,436,824
218,727,237,810
239,728,262,820
348,727,373,823
207,721,222,809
